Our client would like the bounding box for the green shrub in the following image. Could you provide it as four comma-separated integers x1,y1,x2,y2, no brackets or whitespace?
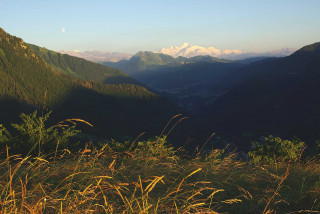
1,111,80,156
135,136,177,159
98,136,178,162
101,138,133,153
248,135,305,164
205,148,226,161
0,124,10,144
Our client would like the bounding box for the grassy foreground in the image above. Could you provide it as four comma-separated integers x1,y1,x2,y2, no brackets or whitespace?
0,113,319,213
0,140,319,213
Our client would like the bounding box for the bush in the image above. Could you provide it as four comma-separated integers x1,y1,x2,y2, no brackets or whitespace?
248,135,305,164
0,111,80,156
0,124,10,144
135,136,177,159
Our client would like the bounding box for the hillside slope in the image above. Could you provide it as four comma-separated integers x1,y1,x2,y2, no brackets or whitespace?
0,28,179,138
204,42,320,146
29,44,137,85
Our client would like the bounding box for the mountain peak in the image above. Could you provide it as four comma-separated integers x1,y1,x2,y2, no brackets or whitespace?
159,43,242,58
133,51,154,57
181,42,191,48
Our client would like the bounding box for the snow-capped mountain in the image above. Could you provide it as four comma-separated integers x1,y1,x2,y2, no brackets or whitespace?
158,43,243,58
157,43,296,60
59,44,296,63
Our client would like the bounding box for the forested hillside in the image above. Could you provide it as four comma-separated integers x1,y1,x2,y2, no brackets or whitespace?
203,42,320,146
0,28,179,138
29,44,138,84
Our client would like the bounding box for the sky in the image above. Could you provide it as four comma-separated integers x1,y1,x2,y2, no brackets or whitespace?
1,0,320,53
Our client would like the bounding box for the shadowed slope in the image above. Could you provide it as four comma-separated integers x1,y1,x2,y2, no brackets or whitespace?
0,28,180,139
204,42,320,147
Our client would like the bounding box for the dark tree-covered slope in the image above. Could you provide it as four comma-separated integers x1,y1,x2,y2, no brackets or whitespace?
0,28,179,139
204,42,320,146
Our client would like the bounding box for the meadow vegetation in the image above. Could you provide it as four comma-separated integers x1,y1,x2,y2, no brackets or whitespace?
0,112,319,213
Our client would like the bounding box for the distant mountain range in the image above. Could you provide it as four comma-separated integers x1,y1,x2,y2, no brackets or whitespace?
158,43,295,60
104,51,230,75
59,43,295,63
59,50,132,62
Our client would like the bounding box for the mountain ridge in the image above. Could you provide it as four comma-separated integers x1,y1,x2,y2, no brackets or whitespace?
58,43,295,63
104,51,231,75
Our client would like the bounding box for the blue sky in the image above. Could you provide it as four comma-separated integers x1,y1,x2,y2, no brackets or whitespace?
1,0,320,53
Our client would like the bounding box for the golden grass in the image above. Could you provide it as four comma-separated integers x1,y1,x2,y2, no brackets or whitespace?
0,142,319,214
1,111,319,213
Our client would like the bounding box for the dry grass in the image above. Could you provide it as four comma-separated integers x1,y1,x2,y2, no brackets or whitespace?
0,142,319,214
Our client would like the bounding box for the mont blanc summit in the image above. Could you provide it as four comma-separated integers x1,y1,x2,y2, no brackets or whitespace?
158,43,243,58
